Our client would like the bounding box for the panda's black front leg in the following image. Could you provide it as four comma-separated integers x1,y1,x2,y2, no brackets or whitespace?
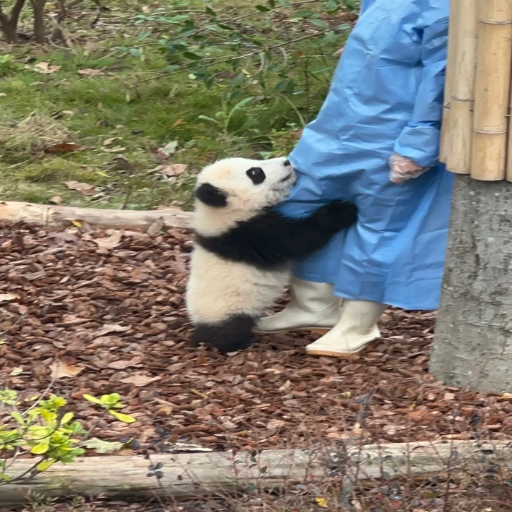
278,200,358,261
191,315,256,354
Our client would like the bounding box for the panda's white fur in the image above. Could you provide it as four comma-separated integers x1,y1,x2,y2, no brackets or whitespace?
187,157,295,325
186,156,357,353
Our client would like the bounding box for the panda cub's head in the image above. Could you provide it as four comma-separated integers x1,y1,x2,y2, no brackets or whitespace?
193,157,295,231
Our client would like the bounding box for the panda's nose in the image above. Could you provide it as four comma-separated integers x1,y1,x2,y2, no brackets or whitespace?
284,159,291,166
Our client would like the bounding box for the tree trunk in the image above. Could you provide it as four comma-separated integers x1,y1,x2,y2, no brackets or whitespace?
1,19,18,42
0,0,26,43
31,0,46,43
430,174,512,393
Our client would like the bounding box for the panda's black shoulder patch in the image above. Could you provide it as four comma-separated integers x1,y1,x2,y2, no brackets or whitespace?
194,200,358,270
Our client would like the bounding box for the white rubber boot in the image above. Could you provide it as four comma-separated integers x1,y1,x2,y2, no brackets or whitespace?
254,277,341,334
306,300,387,358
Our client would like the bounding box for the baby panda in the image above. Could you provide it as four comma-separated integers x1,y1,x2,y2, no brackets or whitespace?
186,157,357,354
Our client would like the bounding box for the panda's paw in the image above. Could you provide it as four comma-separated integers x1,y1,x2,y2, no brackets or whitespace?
316,200,357,230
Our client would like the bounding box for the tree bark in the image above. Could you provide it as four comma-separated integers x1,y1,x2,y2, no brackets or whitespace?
1,19,18,42
0,0,27,43
430,174,512,393
31,0,46,43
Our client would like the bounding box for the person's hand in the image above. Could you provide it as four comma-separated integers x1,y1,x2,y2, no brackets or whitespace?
389,154,429,184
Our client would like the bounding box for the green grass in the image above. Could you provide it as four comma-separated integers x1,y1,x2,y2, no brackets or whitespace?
0,0,353,210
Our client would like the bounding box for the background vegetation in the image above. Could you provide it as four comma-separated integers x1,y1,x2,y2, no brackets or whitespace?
0,0,358,210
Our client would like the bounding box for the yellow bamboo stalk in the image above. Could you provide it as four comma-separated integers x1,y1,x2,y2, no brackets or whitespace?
471,0,512,181
445,0,478,174
439,0,460,164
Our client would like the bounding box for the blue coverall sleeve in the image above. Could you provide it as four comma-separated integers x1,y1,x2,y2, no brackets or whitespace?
360,0,377,14
393,17,448,169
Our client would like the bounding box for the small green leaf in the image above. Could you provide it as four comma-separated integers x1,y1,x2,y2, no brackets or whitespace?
183,52,203,61
83,394,102,405
108,410,136,424
11,411,25,425
36,460,55,472
310,18,329,28
198,115,219,124
31,442,49,455
255,5,270,11
61,412,74,424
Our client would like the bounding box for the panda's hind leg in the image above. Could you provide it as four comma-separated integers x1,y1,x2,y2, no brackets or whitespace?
191,314,255,354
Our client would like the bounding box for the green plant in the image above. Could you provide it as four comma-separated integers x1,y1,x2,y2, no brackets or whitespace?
126,0,356,94
0,390,135,485
83,392,136,424
197,96,256,134
0,54,23,76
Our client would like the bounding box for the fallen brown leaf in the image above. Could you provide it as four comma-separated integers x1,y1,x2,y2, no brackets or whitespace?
46,142,85,154
147,217,165,235
95,323,131,337
93,231,123,251
0,293,20,302
120,374,161,387
50,361,84,379
64,181,96,196
159,164,188,177
33,62,61,74
107,356,143,370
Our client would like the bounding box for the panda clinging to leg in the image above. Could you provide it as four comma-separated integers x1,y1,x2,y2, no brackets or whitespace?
186,156,357,354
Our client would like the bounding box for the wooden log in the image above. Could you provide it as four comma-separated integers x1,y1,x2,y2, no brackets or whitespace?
0,201,193,230
1,441,511,505
471,0,512,181
439,0,460,164
445,0,478,174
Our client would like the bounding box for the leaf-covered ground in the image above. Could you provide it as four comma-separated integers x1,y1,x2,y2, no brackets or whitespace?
1,221,512,460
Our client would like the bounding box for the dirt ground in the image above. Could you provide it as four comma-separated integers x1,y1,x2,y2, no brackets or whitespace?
1,221,512,458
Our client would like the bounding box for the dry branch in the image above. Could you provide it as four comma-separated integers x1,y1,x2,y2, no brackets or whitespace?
0,201,193,230
1,441,512,505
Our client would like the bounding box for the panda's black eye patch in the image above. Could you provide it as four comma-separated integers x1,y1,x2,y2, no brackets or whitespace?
246,167,266,185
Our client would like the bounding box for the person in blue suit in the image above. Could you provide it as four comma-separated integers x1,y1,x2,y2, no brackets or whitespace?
256,0,453,358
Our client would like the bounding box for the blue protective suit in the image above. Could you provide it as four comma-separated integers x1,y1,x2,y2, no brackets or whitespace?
279,0,453,311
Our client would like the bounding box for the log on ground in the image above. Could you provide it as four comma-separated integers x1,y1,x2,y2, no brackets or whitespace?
2,441,512,505
0,201,194,230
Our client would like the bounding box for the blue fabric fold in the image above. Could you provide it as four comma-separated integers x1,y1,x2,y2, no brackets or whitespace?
278,0,453,310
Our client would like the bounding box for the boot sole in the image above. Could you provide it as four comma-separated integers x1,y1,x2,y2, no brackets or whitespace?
306,340,379,359
254,327,331,335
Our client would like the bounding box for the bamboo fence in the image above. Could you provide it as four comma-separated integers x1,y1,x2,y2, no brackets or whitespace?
442,0,512,181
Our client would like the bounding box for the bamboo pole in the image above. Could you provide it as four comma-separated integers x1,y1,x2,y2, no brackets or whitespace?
445,0,478,174
439,0,460,164
0,201,193,230
507,59,512,181
1,441,511,505
471,0,512,181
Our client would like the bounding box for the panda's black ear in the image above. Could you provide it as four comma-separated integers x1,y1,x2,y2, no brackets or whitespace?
195,183,228,208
